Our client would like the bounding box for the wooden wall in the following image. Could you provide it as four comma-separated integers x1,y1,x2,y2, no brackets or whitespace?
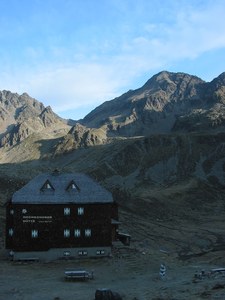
6,202,118,251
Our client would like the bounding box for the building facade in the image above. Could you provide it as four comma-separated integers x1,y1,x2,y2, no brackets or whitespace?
5,171,119,260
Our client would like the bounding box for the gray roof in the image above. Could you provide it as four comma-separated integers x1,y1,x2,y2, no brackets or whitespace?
12,172,113,204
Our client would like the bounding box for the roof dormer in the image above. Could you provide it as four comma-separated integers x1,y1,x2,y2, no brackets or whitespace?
40,180,55,192
66,180,80,192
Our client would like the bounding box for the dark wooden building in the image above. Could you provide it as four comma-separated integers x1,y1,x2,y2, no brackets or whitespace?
5,171,120,260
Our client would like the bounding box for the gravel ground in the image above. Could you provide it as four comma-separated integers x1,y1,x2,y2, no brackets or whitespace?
1,243,225,300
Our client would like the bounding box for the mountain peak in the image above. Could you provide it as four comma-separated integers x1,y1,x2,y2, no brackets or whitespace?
82,71,225,135
0,90,70,147
142,71,204,90
21,92,31,98
211,72,225,86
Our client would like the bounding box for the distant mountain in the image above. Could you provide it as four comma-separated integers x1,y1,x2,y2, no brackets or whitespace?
81,71,225,136
1,71,225,155
0,90,70,147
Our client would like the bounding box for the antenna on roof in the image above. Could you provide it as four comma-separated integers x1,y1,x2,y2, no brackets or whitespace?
52,168,60,176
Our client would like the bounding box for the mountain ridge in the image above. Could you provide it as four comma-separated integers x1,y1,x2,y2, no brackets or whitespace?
79,71,225,139
1,70,225,153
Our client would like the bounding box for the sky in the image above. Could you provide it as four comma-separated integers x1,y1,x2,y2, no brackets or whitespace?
1,0,225,120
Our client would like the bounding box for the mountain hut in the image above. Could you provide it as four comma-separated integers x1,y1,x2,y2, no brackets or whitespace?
5,171,120,261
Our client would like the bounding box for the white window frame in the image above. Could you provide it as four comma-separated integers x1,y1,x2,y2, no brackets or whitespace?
8,228,14,237
96,250,105,255
85,229,91,237
31,229,38,238
78,250,88,256
64,229,70,238
46,183,52,189
64,207,70,216
77,207,84,215
63,251,71,257
74,229,81,237
71,183,77,189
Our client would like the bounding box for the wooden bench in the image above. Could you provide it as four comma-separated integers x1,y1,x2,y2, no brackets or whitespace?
64,269,94,281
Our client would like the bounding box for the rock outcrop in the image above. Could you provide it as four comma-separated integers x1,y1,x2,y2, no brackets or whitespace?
0,91,70,147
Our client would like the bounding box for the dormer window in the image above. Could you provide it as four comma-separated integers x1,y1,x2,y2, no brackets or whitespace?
40,180,55,192
66,180,80,192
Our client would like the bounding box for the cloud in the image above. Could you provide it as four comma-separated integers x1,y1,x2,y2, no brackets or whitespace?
119,1,225,69
16,64,126,113
166,2,225,57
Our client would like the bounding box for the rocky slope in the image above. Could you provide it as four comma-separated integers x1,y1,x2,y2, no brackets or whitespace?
0,90,70,147
173,72,225,132
81,71,225,136
54,123,108,155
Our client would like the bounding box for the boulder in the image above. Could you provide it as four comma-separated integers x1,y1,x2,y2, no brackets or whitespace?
95,288,122,300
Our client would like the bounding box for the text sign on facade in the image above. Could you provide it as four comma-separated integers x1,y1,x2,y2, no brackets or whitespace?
22,215,53,223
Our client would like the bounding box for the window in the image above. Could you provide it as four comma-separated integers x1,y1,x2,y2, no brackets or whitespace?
31,229,38,238
78,250,88,256
74,229,81,237
64,229,70,238
64,207,70,216
8,228,14,237
85,229,91,237
96,250,105,255
10,209,14,215
63,251,71,257
77,207,84,215
71,183,76,189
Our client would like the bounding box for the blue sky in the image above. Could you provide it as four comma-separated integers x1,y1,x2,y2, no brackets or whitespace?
1,0,225,120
